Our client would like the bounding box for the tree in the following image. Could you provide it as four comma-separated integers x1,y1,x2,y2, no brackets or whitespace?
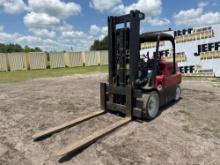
0,43,43,53
34,47,42,52
24,45,31,53
90,36,108,50
0,43,6,53
13,44,23,52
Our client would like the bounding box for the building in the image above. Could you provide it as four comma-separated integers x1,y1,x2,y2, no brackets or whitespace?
140,24,220,77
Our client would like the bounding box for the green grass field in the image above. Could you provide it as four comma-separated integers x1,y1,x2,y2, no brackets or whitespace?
0,65,108,83
1,66,219,84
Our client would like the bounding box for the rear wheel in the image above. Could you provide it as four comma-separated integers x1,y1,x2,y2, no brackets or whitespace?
142,91,159,120
175,85,181,101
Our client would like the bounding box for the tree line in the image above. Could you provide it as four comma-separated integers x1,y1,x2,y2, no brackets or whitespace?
90,36,108,50
0,43,42,53
1,37,108,53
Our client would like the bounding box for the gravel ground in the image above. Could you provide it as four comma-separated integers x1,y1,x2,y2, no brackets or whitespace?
0,73,219,165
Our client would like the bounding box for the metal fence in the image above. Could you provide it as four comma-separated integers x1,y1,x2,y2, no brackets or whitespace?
65,52,83,67
0,51,108,72
0,50,217,77
49,52,65,69
8,53,27,71
84,51,98,66
0,53,8,71
28,52,47,70
99,50,108,65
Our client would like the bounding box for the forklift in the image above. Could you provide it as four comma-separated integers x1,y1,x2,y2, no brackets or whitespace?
33,10,181,158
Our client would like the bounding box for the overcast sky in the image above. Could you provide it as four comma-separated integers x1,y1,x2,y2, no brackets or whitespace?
0,0,220,51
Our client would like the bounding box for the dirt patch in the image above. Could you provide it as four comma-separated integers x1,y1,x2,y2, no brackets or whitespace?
0,73,220,165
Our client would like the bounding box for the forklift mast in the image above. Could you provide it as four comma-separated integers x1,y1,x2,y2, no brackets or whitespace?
101,10,145,118
108,10,145,87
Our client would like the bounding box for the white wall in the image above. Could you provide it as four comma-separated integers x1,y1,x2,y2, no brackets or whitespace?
141,24,220,77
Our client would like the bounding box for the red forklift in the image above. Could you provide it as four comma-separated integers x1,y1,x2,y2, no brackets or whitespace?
101,10,182,120
33,10,181,158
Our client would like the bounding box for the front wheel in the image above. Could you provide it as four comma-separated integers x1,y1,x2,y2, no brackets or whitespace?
142,91,159,120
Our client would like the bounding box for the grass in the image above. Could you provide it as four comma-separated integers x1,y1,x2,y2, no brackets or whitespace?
1,66,219,83
179,110,194,133
182,125,193,133
200,125,220,139
0,65,108,83
211,77,220,81
202,120,220,134
179,110,193,121
202,126,217,133
183,76,220,81
183,76,212,81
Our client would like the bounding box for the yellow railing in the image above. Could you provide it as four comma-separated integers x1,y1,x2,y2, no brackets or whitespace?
200,51,220,60
141,41,165,49
176,31,213,43
183,72,215,77
166,52,186,62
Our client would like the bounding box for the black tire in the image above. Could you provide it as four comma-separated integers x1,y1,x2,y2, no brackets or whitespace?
174,85,181,101
141,91,159,120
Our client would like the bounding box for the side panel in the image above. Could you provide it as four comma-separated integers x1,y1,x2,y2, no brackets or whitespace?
100,50,108,65
29,52,47,70
49,52,65,69
164,73,181,89
0,53,8,71
8,53,27,71
84,51,97,66
65,52,83,67
163,85,177,103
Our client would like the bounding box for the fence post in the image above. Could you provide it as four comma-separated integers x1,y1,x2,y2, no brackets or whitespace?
96,51,101,66
81,51,85,66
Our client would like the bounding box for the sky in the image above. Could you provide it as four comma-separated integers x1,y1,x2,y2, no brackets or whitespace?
0,0,220,51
